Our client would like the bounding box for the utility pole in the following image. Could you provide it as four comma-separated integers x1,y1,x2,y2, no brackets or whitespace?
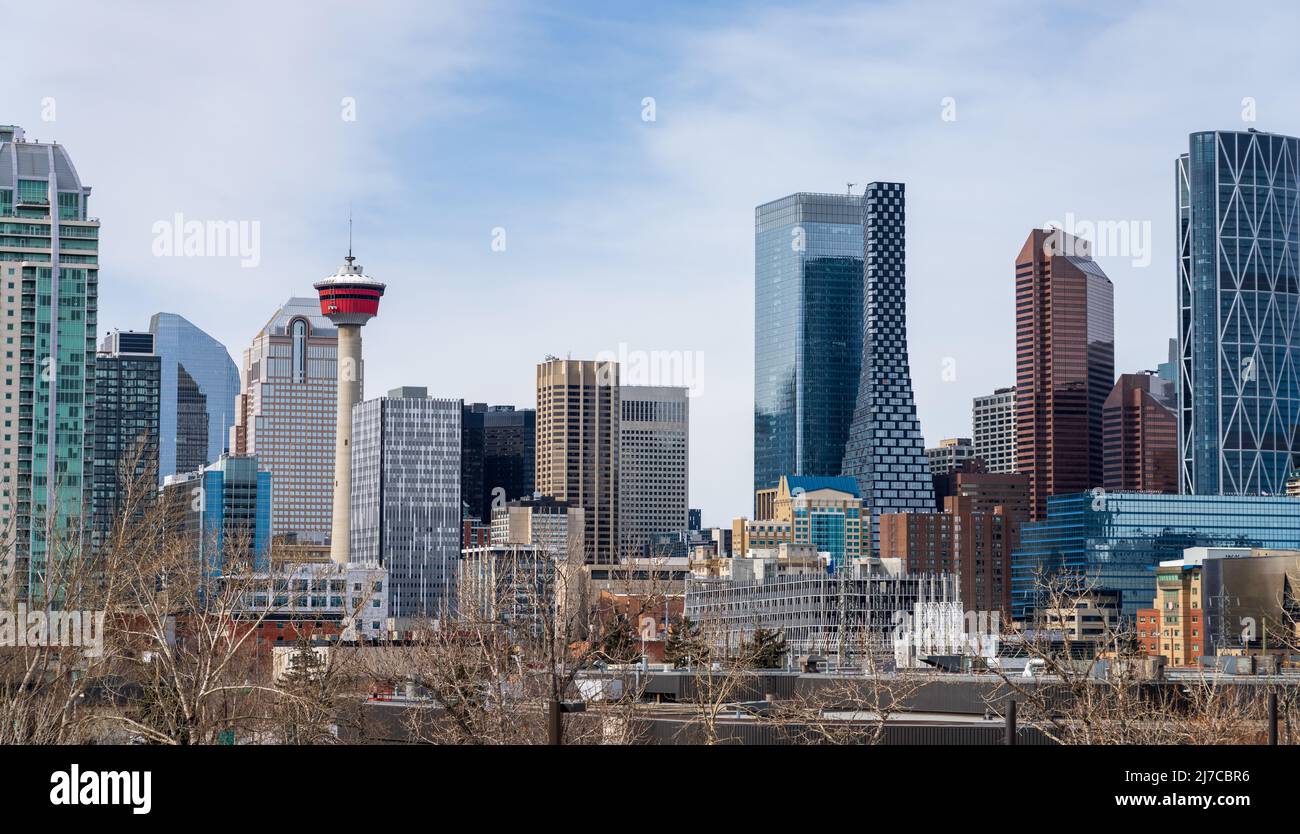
837,561,849,667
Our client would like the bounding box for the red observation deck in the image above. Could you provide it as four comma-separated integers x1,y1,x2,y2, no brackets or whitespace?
313,255,386,326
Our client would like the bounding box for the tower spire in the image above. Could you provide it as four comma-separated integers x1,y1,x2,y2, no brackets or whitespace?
346,202,354,265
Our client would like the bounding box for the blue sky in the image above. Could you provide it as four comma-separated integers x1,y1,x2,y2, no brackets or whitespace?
4,0,1300,524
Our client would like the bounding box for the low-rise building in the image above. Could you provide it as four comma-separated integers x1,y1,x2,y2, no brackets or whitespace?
685,559,956,659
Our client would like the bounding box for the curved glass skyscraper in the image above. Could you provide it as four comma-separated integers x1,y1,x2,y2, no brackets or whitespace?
149,312,240,482
1177,130,1300,495
753,192,864,495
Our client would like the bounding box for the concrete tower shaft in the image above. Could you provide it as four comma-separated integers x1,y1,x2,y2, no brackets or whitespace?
314,255,385,565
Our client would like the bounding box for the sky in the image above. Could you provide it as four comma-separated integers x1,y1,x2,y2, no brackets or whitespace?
4,0,1300,526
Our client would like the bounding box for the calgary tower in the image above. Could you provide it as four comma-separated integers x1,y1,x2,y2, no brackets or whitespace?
315,245,385,565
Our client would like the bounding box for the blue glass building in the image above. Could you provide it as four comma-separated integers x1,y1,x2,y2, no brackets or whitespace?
1011,491,1300,621
166,453,271,576
1177,130,1300,495
841,182,934,555
149,312,240,483
754,192,863,495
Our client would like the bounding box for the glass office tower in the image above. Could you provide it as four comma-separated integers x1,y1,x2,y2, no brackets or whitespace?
1010,491,1300,622
841,182,934,555
754,192,863,495
92,330,161,550
149,312,240,482
352,387,462,619
1177,129,1300,495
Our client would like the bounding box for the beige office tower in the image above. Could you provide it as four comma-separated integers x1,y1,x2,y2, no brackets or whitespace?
618,385,688,560
535,358,619,564
231,298,339,543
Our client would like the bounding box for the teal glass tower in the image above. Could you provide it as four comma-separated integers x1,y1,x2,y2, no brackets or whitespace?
0,126,98,603
1178,129,1300,495
753,192,864,495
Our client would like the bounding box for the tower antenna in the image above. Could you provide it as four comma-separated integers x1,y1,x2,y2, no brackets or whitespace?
347,203,354,264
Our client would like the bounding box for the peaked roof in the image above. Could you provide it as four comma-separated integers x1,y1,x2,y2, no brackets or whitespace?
782,475,860,498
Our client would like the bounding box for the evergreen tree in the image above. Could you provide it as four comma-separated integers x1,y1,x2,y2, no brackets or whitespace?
745,627,788,669
664,615,708,669
596,612,642,664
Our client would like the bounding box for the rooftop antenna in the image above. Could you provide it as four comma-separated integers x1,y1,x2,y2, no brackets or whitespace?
346,203,354,265
846,182,855,196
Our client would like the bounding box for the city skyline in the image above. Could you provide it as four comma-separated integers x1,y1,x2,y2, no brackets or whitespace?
4,2,1300,527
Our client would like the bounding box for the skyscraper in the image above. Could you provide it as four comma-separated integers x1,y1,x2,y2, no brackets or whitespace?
618,385,689,560
461,403,536,523
1103,372,1178,494
351,387,460,619
535,358,619,563
0,126,98,602
1015,229,1115,521
841,182,935,556
754,192,863,494
1177,129,1300,495
92,330,161,547
149,312,240,482
231,297,337,542
973,387,1017,474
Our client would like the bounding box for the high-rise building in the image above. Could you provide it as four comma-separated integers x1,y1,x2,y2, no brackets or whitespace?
842,182,935,555
1177,129,1300,495
161,453,271,576
92,330,161,547
231,297,338,542
618,385,689,561
149,312,240,481
973,387,1017,473
1103,372,1178,494
1015,228,1115,521
313,251,385,565
925,437,975,476
535,358,619,564
0,126,98,602
351,387,460,619
879,494,1015,619
754,192,863,494
950,469,1031,526
461,403,536,523
489,495,584,558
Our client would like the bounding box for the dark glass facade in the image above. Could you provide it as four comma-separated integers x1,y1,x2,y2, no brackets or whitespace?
461,403,536,522
1011,491,1300,622
1177,130,1300,495
92,335,161,548
754,193,863,495
175,364,209,475
841,183,934,555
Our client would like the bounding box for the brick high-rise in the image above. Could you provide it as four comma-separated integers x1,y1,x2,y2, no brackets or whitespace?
1015,229,1114,520
1103,372,1177,494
